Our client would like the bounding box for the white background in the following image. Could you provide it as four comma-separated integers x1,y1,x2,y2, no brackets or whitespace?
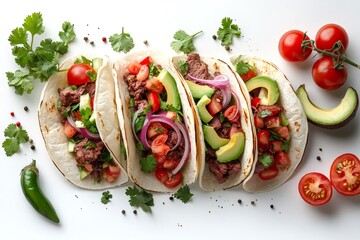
1,0,359,239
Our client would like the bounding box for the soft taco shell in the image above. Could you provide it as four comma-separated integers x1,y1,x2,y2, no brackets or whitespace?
172,55,256,191
231,55,308,192
113,50,197,192
38,55,128,190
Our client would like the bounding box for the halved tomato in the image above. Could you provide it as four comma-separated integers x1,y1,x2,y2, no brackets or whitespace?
207,96,222,116
147,91,161,112
164,172,183,188
330,153,360,196
298,172,332,206
259,166,279,180
223,105,240,123
257,129,271,146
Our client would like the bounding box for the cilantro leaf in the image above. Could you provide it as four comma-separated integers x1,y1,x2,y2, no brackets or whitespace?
125,186,154,213
172,184,193,203
101,190,113,204
258,154,273,168
2,124,29,156
109,27,134,53
6,71,34,95
23,12,44,36
177,60,189,76
59,21,75,44
217,17,241,47
140,154,157,173
170,30,203,54
232,56,255,75
80,108,98,134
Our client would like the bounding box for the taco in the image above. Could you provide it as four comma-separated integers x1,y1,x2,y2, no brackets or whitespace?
38,55,128,190
113,50,197,192
231,55,308,192
172,53,256,191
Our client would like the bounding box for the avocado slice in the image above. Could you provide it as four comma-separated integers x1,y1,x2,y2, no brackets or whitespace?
158,69,181,110
245,76,280,105
203,125,229,150
196,95,213,123
296,84,358,129
216,132,245,163
186,80,215,99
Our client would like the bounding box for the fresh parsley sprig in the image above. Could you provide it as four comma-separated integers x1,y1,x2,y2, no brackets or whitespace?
172,184,193,203
109,27,135,53
6,12,75,95
2,123,29,156
125,185,154,213
217,17,241,47
171,30,203,54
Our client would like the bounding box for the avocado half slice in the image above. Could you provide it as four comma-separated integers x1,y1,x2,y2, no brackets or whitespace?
296,84,358,128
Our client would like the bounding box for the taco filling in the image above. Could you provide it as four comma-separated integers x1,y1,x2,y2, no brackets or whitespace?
57,57,121,183
233,57,291,181
123,56,190,189
178,53,245,183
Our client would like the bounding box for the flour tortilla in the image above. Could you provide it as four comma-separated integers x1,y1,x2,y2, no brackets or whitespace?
231,55,308,192
38,55,128,190
172,55,256,191
113,50,197,193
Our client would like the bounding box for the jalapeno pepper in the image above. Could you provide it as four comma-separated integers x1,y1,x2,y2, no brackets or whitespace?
20,160,60,223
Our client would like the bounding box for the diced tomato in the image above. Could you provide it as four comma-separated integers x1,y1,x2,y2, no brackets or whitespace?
240,69,257,82
275,151,291,170
164,172,183,189
259,165,279,180
257,129,270,146
254,114,264,129
127,61,142,74
147,122,168,139
166,111,177,121
154,153,166,166
73,111,81,120
64,120,77,138
271,140,283,153
229,125,242,137
136,65,150,81
277,126,290,140
251,97,261,108
155,169,169,183
223,105,240,123
90,96,95,110
145,77,164,94
147,91,161,112
163,159,180,171
83,164,93,173
151,134,170,156
258,105,282,117
140,56,153,66
264,116,280,129
207,96,222,116
105,164,121,182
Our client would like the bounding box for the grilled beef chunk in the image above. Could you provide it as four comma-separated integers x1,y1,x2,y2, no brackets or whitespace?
74,138,105,164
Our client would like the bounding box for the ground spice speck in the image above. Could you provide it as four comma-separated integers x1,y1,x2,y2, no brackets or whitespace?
31,145,35,150
83,36,88,42
24,106,29,111
133,210,137,215
238,199,242,204
270,204,274,209
317,156,321,161
251,201,256,206
212,35,217,40
121,210,126,215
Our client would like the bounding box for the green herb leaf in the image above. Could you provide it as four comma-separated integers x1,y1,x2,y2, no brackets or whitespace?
177,60,189,76
2,124,29,156
172,184,193,203
258,154,273,168
232,56,254,75
80,108,98,134
6,71,34,95
125,185,154,213
109,27,134,53
217,17,241,47
148,62,160,79
140,154,157,173
23,12,44,36
59,21,75,44
101,190,113,204
170,30,203,54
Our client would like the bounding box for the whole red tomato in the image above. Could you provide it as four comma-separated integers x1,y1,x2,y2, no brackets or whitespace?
315,23,349,53
312,56,347,90
67,63,95,86
278,30,312,62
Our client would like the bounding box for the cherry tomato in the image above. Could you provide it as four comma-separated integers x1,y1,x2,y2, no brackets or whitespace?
298,172,332,206
207,96,222,116
259,166,279,180
147,91,161,112
64,120,77,138
330,153,360,196
278,30,312,62
127,62,141,74
164,172,183,189
312,56,347,90
145,77,164,94
147,122,168,139
223,105,240,123
67,63,95,86
315,24,349,53
155,169,169,183
136,65,150,81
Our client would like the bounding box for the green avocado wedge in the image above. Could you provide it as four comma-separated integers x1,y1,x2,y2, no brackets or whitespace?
296,84,358,129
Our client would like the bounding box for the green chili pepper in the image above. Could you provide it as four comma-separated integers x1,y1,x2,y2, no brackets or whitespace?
20,160,60,223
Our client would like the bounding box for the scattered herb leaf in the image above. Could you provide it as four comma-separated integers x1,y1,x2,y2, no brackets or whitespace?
217,17,241,47
170,30,203,54
172,184,193,203
125,185,154,213
109,27,134,53
2,123,29,156
101,190,112,204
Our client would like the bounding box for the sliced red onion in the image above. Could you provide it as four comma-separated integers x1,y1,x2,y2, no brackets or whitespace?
172,122,190,175
139,114,182,151
79,128,101,140
188,74,229,90
230,89,242,120
67,116,77,128
221,88,231,108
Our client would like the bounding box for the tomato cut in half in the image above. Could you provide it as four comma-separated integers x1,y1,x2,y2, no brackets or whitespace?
127,61,142,74
147,91,161,112
223,105,240,123
164,172,183,189
67,63,95,86
298,172,332,206
330,153,360,196
207,96,222,116
259,166,279,180
136,65,150,81
64,120,77,138
145,77,164,94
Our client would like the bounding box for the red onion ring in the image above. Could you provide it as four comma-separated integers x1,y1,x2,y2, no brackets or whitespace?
172,122,190,175
188,74,230,90
79,128,101,140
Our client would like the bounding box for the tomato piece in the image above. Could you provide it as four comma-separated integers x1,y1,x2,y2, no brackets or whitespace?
257,129,271,146
147,122,168,139
164,172,183,189
264,116,280,129
275,151,291,170
151,134,170,156
147,91,161,112
140,56,153,66
240,69,257,82
251,97,261,108
145,77,164,94
136,65,150,81
155,169,169,183
258,105,282,117
163,159,180,171
105,164,121,182
223,105,240,123
83,164,93,173
67,63,95,86
254,114,264,129
271,140,282,153
90,96,95,110
127,62,142,74
298,172,332,206
154,153,166,167
330,153,360,196
259,166,279,180
64,120,77,138
277,126,290,140
278,30,312,62
207,96,222,116
312,56,347,90
315,24,348,53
